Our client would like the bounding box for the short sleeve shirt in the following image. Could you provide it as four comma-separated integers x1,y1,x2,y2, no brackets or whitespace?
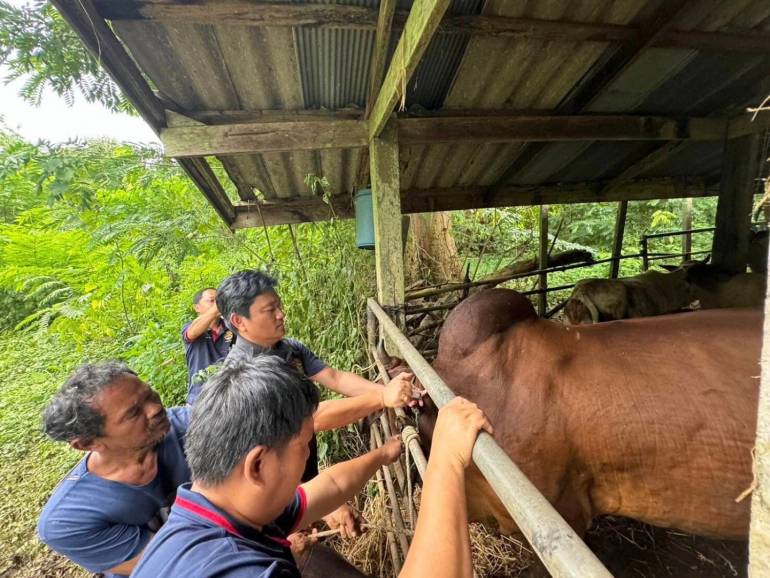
37,407,192,577
182,321,232,402
131,484,307,578
227,337,327,481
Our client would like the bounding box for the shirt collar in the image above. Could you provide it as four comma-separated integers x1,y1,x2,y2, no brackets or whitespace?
231,336,293,361
173,484,277,544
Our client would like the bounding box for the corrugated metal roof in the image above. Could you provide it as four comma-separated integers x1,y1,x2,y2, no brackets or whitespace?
100,0,770,217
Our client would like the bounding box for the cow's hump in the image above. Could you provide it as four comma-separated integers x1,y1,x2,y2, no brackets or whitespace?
438,289,536,359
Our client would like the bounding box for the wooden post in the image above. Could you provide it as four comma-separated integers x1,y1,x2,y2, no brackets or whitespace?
538,205,549,316
682,197,693,261
750,252,770,576
610,200,628,278
370,119,405,334
641,237,649,271
712,134,761,273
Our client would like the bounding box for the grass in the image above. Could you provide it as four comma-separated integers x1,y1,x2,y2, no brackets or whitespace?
0,335,86,576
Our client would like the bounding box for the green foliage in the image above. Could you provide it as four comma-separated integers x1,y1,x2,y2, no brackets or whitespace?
0,1,131,112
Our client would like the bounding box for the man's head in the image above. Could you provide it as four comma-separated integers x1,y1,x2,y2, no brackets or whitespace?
193,287,217,314
43,362,169,453
216,270,285,346
186,356,319,522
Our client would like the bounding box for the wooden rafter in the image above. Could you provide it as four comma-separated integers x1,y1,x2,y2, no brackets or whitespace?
50,0,237,226
232,195,353,229
366,0,397,117
490,0,694,193
368,0,452,139
94,1,770,54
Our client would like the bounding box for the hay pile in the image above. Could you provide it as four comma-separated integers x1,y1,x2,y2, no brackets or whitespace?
326,482,533,578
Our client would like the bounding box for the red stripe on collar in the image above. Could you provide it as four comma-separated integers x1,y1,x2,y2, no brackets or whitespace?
175,496,243,538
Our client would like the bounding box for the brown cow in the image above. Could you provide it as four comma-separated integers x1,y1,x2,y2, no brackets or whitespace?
399,289,759,540
564,267,694,324
685,263,766,309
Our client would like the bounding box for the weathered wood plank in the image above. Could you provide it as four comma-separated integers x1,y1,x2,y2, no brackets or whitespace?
366,0,397,117
399,115,726,144
161,113,753,158
368,0,452,139
161,120,368,157
95,2,770,53
609,200,628,278
538,205,549,316
712,134,762,273
369,121,405,323
403,179,716,214
232,195,353,229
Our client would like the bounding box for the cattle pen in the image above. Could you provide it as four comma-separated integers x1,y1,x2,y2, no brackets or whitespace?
50,0,770,576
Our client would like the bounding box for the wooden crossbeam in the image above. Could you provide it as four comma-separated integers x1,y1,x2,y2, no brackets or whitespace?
51,0,237,225
402,179,716,214
159,113,770,157
399,115,725,144
94,1,770,54
162,119,368,157
368,0,452,139
232,195,353,229
231,178,716,228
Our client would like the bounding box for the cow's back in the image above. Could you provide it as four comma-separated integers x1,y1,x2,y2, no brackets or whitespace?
433,292,761,539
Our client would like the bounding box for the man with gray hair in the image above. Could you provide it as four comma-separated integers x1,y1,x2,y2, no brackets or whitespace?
132,355,493,578
37,362,190,577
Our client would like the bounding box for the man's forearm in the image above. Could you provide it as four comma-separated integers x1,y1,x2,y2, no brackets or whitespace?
299,446,389,527
185,308,220,341
333,371,383,397
313,391,382,432
400,460,472,578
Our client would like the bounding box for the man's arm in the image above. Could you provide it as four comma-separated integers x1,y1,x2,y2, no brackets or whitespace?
184,303,221,342
103,543,149,576
400,397,493,578
297,437,402,528
311,367,382,397
312,378,414,432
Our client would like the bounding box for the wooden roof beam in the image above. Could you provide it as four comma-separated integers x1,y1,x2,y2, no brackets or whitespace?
94,2,770,54
232,195,354,229
368,0,452,139
160,113,763,157
403,179,717,214
51,0,237,226
231,178,717,228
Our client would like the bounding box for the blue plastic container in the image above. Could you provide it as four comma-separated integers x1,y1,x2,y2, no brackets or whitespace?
355,188,375,249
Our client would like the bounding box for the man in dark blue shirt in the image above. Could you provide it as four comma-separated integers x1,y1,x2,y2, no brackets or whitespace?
182,287,233,403
217,269,421,537
37,362,191,577
132,356,492,578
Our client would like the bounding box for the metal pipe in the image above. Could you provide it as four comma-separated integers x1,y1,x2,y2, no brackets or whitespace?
368,298,614,578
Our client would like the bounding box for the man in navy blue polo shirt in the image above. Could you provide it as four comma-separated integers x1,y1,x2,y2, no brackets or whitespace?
132,355,493,578
182,287,233,403
216,269,422,538
37,362,191,577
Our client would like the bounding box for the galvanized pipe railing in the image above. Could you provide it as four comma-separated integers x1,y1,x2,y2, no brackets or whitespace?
367,297,614,578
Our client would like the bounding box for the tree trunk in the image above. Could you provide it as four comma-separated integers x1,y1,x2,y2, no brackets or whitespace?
404,212,462,285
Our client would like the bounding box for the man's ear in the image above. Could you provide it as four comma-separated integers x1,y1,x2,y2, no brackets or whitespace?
71,438,101,452
243,445,268,485
230,312,245,333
